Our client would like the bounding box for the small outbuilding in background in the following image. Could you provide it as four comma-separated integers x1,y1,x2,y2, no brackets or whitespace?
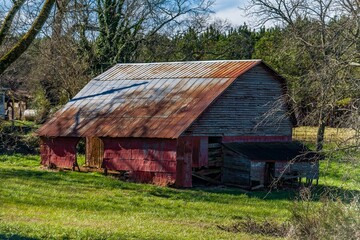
37,60,319,188
0,88,31,121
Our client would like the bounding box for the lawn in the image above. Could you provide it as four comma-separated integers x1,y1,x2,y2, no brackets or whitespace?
0,152,359,240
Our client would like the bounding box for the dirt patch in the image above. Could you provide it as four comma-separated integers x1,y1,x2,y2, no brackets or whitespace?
217,216,290,238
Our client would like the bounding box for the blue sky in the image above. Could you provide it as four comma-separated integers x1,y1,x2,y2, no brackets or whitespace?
0,0,251,27
212,0,249,26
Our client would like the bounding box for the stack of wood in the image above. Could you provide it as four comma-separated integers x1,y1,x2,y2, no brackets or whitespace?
192,169,221,184
192,143,223,185
208,143,223,167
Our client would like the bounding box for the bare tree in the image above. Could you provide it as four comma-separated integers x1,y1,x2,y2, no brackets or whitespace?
247,0,360,151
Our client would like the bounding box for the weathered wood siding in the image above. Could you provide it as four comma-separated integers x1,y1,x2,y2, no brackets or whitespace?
191,136,208,168
176,137,193,187
183,65,292,137
222,147,251,186
40,137,79,168
86,137,104,168
250,161,266,185
101,138,177,186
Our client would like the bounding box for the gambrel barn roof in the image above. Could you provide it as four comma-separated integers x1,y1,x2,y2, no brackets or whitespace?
37,60,291,138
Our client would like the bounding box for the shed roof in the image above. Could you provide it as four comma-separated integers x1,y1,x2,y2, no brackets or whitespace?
223,142,319,161
37,60,286,138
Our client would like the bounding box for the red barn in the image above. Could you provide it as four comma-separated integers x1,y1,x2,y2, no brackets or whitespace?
37,60,318,188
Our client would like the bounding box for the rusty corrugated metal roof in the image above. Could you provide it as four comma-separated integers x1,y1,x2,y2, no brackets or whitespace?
37,60,263,138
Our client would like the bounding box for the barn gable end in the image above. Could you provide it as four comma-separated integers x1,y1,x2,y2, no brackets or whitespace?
183,64,293,138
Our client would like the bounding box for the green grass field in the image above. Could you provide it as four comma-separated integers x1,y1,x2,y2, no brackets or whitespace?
0,152,359,239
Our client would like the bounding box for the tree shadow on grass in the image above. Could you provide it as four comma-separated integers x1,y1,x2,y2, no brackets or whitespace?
308,184,360,203
194,183,360,201
0,234,38,240
0,167,135,190
1,167,359,205
156,184,360,204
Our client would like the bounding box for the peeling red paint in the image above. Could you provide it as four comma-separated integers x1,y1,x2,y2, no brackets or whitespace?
40,137,79,168
101,138,177,185
175,137,193,187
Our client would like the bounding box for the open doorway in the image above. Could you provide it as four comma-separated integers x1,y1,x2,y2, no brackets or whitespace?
75,138,86,170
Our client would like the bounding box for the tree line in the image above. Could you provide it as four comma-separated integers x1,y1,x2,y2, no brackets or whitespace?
0,0,359,151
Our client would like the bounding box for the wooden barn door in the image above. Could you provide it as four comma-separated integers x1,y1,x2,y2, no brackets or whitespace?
86,137,104,168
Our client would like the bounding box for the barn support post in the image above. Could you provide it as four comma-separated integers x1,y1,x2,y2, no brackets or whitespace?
40,137,80,169
175,137,193,188
191,136,208,168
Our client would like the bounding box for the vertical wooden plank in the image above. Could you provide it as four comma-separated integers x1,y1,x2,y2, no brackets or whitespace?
175,137,185,187
199,137,208,167
183,137,193,187
86,137,104,168
192,137,200,168
190,137,208,168
176,137,193,187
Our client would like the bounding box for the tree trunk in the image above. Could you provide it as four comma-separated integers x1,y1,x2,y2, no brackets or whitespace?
0,0,26,45
316,114,326,151
0,0,56,75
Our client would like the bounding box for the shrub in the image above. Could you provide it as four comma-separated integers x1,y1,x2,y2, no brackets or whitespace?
0,120,39,154
217,217,290,238
289,188,360,240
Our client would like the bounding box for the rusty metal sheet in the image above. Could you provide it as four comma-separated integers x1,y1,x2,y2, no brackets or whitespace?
37,60,262,138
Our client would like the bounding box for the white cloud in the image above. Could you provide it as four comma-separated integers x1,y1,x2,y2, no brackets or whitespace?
211,6,249,26
210,0,252,27
210,0,274,28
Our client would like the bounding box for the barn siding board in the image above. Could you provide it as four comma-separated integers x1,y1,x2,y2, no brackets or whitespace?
191,136,208,168
101,138,177,185
222,147,251,186
250,161,266,185
175,137,193,187
86,137,104,168
184,65,292,137
40,137,79,168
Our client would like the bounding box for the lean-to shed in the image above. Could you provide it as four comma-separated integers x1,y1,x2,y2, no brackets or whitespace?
222,142,319,187
38,60,316,188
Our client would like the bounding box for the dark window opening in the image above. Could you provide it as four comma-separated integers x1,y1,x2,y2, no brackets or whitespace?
208,136,222,143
